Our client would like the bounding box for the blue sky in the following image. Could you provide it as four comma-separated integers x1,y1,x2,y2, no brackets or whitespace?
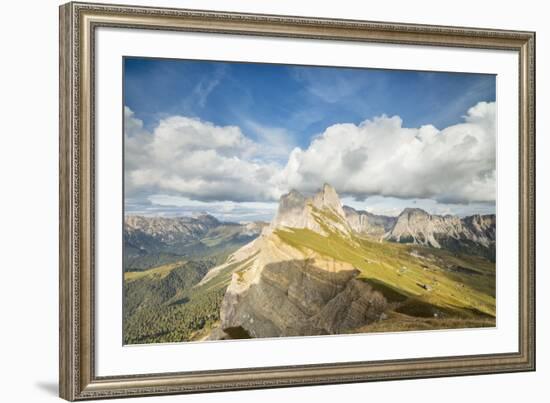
124,57,496,221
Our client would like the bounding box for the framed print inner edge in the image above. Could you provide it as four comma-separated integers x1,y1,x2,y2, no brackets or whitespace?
59,2,535,401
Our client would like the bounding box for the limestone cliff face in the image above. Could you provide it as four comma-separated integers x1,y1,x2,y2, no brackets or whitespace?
218,235,386,338
312,183,346,219
269,189,308,230
269,184,351,236
206,185,496,340
206,184,387,339
343,206,396,237
384,208,496,260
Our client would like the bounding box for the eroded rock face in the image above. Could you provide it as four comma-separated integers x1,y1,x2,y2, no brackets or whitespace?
312,183,347,219
343,206,396,237
270,189,308,230
206,185,497,341
213,184,389,339
309,278,388,334
384,208,496,260
219,245,387,338
269,184,351,236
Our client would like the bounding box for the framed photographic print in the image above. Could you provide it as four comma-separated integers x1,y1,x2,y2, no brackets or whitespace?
59,2,535,400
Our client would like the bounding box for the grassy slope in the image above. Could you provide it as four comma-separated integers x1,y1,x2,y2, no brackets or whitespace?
274,208,495,326
123,251,258,344
124,260,188,282
124,256,232,344
124,224,258,272
123,224,259,343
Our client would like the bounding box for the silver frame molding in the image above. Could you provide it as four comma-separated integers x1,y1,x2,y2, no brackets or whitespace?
59,2,535,400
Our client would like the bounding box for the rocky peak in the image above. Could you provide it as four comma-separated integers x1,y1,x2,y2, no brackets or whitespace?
463,213,496,227
399,207,430,219
270,184,351,235
278,189,307,212
312,183,346,218
385,208,496,260
270,189,308,230
194,213,220,226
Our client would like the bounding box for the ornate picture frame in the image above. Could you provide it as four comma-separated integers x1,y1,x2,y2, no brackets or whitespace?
59,2,535,400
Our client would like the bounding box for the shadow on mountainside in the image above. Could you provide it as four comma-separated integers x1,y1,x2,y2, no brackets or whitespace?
219,258,388,339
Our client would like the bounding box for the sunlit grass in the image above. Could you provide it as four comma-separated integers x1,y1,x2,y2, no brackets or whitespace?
275,226,495,319
124,259,187,282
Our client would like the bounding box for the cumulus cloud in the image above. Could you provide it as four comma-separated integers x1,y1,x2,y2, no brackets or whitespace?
124,108,283,202
125,101,496,206
276,101,496,204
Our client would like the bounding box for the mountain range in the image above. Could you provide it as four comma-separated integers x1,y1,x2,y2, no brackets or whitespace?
268,184,495,259
123,184,496,344
124,213,267,271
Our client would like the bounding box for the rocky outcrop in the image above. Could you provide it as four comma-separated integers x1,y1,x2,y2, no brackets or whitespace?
312,183,346,219
269,184,351,236
208,184,388,339
207,184,495,340
384,208,496,260
242,221,269,236
343,206,396,237
269,189,308,230
218,235,387,338
462,214,496,243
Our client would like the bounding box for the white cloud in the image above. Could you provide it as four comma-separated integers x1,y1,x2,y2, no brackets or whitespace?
148,194,278,212
276,101,496,204
124,109,284,202
125,194,277,222
125,101,496,207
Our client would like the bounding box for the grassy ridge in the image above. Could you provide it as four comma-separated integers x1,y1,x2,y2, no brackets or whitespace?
275,224,495,320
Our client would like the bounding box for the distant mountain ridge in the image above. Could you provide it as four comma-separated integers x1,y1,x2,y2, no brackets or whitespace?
268,185,495,260
126,190,496,260
124,213,268,271
125,214,221,245
125,187,496,265
343,205,396,237
383,207,495,260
